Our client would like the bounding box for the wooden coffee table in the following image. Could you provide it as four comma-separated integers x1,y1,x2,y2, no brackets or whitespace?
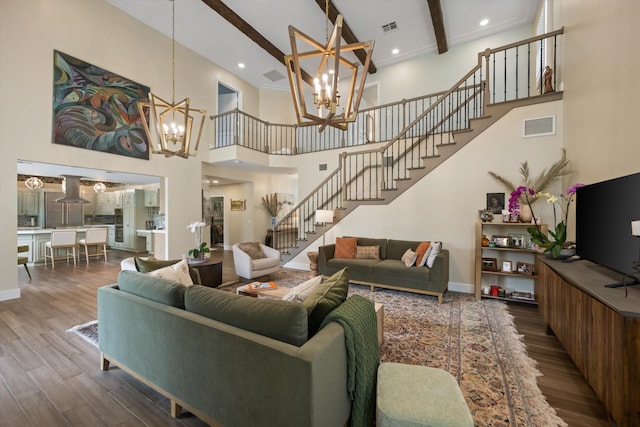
236,283,289,299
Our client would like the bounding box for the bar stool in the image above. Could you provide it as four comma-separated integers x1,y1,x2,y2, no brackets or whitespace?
44,230,77,269
18,245,31,280
78,228,108,264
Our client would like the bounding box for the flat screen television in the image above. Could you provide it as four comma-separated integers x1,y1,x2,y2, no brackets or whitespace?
575,172,640,285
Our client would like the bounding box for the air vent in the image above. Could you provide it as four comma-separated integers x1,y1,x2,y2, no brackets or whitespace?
263,70,285,82
382,21,398,33
523,115,555,137
319,163,327,171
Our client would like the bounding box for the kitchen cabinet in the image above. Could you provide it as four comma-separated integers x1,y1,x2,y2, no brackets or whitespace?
144,189,159,207
18,190,40,215
107,225,116,248
121,190,145,251
96,192,117,215
81,191,96,215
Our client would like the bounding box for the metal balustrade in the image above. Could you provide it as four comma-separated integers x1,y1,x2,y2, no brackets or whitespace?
209,29,563,255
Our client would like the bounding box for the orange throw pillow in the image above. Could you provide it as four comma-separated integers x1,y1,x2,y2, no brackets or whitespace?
415,241,431,267
334,237,358,259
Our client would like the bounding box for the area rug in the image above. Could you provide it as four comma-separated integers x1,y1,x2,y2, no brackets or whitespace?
66,319,98,348
70,269,566,426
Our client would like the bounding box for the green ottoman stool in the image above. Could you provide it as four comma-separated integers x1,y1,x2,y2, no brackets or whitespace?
376,362,473,427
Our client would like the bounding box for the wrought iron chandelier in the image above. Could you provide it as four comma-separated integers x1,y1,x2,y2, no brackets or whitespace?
285,0,374,132
137,0,206,158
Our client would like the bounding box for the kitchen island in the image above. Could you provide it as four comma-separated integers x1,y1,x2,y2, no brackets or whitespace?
17,226,117,264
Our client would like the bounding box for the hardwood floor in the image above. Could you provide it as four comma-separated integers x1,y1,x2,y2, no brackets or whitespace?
1,250,611,426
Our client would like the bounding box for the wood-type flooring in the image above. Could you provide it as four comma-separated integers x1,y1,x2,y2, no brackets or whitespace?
1,248,611,426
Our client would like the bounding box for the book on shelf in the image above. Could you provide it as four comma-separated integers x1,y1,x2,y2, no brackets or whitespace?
247,281,278,291
509,291,535,301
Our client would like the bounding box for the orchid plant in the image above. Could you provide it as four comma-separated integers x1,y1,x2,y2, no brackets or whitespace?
186,221,210,260
521,183,584,258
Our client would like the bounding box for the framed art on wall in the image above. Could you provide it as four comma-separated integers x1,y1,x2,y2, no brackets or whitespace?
230,199,246,211
52,50,151,159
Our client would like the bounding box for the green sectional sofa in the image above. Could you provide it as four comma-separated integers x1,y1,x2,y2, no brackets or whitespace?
97,271,354,427
318,237,450,303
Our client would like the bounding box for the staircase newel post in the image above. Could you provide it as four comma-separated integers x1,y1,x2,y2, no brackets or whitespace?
483,48,491,108
233,107,240,145
341,152,347,202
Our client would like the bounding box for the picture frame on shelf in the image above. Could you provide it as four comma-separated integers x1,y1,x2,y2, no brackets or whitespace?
516,261,534,275
481,257,498,271
486,192,505,214
494,235,509,248
509,234,526,248
502,260,513,273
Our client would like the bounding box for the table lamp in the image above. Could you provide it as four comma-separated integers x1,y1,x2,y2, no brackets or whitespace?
315,209,334,246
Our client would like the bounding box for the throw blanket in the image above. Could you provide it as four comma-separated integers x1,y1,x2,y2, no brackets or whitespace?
320,295,379,427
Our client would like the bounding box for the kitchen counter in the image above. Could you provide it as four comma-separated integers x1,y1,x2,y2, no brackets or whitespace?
135,229,166,255
18,225,114,235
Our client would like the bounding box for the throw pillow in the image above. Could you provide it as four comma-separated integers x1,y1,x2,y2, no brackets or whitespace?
146,259,194,286
303,267,349,335
134,257,180,273
356,245,380,260
282,275,323,303
426,241,442,268
401,248,418,267
238,242,266,260
415,241,432,267
334,237,357,259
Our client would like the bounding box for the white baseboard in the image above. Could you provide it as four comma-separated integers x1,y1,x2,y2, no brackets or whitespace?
448,281,474,294
0,287,21,302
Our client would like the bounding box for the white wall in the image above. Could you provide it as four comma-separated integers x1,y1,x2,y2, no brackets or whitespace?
287,101,565,290
0,0,259,300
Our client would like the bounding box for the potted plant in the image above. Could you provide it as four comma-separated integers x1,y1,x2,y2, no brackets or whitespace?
187,221,210,261
513,183,584,258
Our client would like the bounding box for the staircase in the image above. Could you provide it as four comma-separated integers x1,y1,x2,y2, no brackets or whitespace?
268,29,564,262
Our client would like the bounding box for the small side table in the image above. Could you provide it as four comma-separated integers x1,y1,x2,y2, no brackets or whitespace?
188,257,222,287
307,251,319,278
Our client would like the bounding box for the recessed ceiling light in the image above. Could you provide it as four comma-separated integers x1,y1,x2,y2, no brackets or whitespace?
480,18,489,26
213,180,219,184
238,63,245,69
392,48,399,55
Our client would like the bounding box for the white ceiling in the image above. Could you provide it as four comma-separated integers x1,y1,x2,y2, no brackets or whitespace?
107,0,541,90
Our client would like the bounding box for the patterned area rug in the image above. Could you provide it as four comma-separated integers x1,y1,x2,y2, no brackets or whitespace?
70,269,566,426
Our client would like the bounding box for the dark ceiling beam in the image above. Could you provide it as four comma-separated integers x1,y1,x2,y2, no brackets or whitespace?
426,0,448,54
200,0,314,85
314,0,377,74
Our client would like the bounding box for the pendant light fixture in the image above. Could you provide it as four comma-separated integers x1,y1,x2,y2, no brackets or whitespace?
24,176,43,190
285,0,374,132
137,0,206,158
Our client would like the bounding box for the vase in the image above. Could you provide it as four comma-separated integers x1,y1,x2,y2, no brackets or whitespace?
519,205,533,223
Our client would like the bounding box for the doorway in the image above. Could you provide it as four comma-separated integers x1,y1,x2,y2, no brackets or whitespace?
210,196,224,244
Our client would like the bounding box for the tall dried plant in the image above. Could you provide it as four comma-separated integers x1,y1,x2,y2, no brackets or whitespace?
488,149,573,202
261,193,281,217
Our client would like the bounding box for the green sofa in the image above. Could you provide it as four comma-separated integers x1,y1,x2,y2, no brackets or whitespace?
318,238,450,303
97,271,352,427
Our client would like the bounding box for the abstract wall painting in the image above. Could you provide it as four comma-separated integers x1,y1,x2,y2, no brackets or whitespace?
52,50,150,159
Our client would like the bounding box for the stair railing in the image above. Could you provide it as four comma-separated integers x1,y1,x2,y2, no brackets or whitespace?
255,29,564,253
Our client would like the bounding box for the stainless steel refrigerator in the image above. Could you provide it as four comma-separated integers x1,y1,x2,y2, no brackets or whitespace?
44,192,83,228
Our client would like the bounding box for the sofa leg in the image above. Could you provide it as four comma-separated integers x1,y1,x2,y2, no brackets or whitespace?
370,285,376,292
170,400,182,418
437,294,443,304
100,353,110,371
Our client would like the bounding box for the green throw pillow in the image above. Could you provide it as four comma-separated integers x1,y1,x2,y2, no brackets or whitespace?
303,267,349,335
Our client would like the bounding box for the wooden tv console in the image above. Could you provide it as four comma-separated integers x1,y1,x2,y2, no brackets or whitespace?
538,257,640,426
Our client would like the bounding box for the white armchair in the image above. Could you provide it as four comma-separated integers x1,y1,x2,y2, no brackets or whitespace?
232,242,281,280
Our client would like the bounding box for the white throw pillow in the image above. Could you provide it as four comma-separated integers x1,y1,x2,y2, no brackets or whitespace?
401,249,418,267
146,259,194,286
425,241,442,268
282,275,323,302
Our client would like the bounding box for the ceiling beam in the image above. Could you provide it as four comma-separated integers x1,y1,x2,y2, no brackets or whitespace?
200,0,314,85
314,0,377,74
426,0,448,54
